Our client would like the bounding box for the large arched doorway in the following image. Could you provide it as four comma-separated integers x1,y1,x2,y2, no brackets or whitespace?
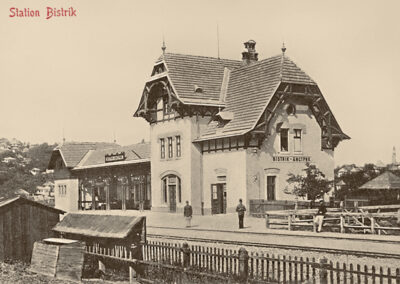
161,175,181,212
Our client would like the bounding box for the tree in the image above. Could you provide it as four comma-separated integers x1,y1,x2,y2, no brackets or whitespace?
285,163,332,202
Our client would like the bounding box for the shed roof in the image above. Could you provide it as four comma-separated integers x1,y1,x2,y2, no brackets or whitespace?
359,171,400,190
0,196,65,214
53,213,145,239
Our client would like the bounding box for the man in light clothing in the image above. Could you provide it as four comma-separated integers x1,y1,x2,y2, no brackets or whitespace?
184,201,192,227
315,200,327,232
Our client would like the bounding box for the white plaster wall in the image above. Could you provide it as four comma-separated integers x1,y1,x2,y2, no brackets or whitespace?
150,117,194,213
54,178,79,212
246,97,334,202
202,150,247,214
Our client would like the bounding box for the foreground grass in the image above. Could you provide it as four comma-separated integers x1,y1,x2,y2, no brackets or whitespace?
0,261,127,284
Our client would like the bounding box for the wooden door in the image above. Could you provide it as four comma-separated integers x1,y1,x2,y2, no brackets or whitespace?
211,184,226,214
169,185,176,212
267,176,276,201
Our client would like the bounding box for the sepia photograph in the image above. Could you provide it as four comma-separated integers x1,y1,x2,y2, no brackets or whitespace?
0,0,400,283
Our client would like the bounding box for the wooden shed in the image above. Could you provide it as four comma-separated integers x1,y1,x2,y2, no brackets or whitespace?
0,196,65,262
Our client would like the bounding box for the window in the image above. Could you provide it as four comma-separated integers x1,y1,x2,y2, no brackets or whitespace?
176,136,181,157
168,137,173,158
286,104,296,115
58,184,67,196
160,138,165,159
162,178,167,203
212,185,218,200
266,176,276,201
163,98,169,115
280,128,289,152
178,180,182,203
294,129,302,152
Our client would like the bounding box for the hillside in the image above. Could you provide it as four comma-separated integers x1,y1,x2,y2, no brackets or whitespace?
0,138,57,199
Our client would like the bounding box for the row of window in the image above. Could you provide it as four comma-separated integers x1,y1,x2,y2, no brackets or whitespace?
280,129,302,153
58,184,67,196
160,136,181,159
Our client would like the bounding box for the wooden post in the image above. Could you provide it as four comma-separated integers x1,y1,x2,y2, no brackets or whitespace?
129,265,136,283
312,216,317,232
288,214,292,231
397,209,400,224
122,184,127,211
105,181,110,210
371,217,376,234
182,242,190,268
265,214,270,228
91,187,95,210
238,247,249,282
319,257,328,284
340,215,345,233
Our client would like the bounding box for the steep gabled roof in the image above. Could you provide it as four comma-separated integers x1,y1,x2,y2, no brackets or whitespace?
359,171,400,190
74,142,150,170
162,53,242,103
199,55,316,138
48,142,117,169
136,44,348,142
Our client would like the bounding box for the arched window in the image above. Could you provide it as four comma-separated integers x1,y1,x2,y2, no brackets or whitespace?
161,175,181,204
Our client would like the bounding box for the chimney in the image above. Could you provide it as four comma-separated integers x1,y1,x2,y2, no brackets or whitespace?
242,40,258,65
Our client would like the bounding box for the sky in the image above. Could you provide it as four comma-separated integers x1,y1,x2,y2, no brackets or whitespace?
0,0,399,166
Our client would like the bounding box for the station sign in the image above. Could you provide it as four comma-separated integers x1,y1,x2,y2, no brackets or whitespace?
105,152,126,163
273,155,311,162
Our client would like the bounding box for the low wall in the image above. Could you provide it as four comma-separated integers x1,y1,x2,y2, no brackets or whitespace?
250,199,311,217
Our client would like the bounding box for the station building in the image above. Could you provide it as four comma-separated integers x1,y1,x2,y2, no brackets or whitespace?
49,40,349,214
48,142,151,213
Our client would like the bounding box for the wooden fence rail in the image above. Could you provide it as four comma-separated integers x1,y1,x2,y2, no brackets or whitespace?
265,208,400,234
85,240,400,283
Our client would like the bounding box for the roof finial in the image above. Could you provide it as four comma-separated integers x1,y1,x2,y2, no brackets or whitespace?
279,42,286,81
281,42,286,54
161,36,166,54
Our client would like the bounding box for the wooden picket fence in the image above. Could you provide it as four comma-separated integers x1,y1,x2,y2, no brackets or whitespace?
85,240,400,283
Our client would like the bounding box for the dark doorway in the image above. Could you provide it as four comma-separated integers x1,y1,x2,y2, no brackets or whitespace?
211,183,226,214
267,176,276,201
169,185,176,212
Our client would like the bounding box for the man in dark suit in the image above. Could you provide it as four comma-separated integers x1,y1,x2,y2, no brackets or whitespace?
236,199,246,229
184,201,193,227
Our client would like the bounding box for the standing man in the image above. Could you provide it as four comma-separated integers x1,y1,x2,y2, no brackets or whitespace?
315,200,327,232
184,201,193,228
236,199,246,229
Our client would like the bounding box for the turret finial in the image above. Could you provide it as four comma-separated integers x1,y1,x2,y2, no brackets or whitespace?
161,36,166,54
281,42,286,54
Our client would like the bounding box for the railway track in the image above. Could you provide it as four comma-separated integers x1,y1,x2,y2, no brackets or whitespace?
147,230,400,260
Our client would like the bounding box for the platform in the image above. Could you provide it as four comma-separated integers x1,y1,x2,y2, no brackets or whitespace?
72,210,400,257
